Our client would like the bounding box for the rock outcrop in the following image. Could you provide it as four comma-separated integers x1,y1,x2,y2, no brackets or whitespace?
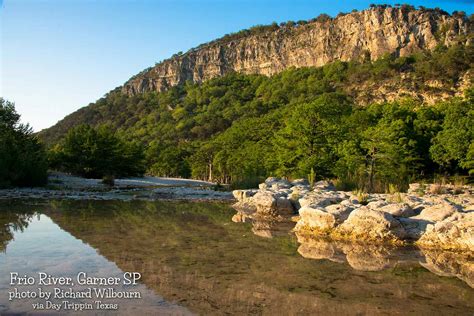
336,207,408,243
418,211,474,251
122,7,471,96
232,177,474,251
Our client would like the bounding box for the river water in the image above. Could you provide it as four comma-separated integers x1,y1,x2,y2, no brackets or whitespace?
0,200,472,315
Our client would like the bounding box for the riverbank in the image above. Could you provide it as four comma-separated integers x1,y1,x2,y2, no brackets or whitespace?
232,178,474,252
0,172,233,201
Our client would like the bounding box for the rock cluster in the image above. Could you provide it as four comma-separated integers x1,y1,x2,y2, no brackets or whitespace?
232,177,474,252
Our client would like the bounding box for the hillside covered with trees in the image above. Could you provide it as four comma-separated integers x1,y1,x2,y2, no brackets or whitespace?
40,43,474,191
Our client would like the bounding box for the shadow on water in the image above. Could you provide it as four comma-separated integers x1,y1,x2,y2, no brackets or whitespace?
0,199,473,315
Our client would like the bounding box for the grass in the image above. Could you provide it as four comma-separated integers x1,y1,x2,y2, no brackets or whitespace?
352,189,369,205
452,175,466,195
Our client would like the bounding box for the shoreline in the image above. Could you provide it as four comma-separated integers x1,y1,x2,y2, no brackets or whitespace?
0,172,233,202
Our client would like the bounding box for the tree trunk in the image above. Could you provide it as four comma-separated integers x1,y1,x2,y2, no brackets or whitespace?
208,162,213,182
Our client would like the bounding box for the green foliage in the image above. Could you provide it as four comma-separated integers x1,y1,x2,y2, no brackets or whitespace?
146,141,191,178
430,94,474,174
50,124,145,178
273,93,352,178
41,45,474,189
360,101,421,191
0,98,48,187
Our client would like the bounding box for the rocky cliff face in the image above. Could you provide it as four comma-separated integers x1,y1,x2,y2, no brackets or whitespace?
122,7,471,95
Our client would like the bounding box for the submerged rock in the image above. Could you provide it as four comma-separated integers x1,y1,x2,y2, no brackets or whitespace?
296,237,345,263
296,233,423,273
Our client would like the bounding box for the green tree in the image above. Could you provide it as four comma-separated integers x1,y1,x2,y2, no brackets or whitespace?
146,141,191,178
360,101,421,191
51,124,145,178
0,98,48,187
430,94,474,174
273,93,352,178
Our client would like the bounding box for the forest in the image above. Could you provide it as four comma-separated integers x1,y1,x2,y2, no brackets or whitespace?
4,44,473,191
41,44,473,191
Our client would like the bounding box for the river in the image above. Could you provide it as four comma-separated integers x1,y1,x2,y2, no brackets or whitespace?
0,200,472,315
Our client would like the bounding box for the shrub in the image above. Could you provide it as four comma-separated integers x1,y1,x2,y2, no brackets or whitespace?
353,189,369,205
102,175,115,186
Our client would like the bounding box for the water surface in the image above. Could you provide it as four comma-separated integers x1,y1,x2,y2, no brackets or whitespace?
0,200,472,315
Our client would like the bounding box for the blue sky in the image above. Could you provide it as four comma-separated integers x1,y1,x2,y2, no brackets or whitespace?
1,0,473,131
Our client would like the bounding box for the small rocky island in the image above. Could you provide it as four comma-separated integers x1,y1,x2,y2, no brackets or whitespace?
232,178,474,252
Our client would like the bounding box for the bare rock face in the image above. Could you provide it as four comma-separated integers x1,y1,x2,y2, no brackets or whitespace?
379,203,415,218
295,207,339,232
417,212,474,252
298,191,348,208
336,206,407,243
122,7,471,96
251,191,295,216
294,203,353,234
412,203,459,222
232,189,258,203
399,217,431,240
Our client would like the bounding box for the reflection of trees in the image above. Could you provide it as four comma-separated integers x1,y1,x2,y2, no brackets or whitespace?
0,209,35,252
46,200,474,315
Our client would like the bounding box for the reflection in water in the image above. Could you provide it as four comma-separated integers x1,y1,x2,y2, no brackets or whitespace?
0,200,473,315
296,233,474,288
421,249,474,289
0,205,35,252
232,210,296,239
295,233,422,272
0,205,191,315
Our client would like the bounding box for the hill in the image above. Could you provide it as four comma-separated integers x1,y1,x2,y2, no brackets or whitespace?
39,5,474,189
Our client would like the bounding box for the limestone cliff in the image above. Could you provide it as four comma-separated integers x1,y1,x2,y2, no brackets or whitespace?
122,6,472,95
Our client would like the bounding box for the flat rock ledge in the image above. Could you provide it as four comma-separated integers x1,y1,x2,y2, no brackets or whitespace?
0,173,233,201
232,178,474,252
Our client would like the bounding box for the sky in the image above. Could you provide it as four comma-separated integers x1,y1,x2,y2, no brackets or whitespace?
1,0,473,131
